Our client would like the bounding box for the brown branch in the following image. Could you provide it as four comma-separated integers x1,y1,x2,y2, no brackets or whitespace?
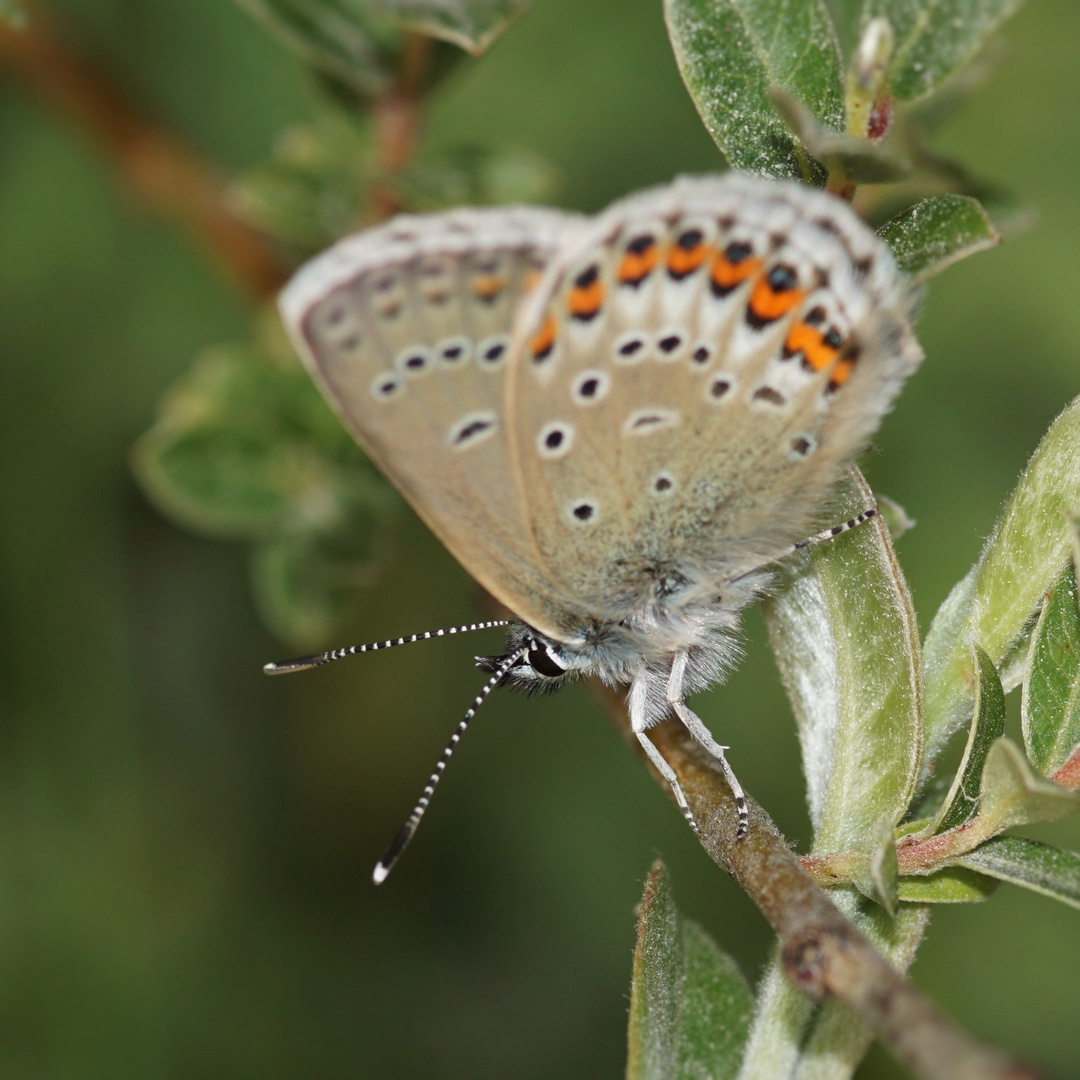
593,683,1040,1080
0,5,288,300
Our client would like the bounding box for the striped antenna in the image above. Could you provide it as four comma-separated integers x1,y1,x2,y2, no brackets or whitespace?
372,645,529,885
263,620,511,675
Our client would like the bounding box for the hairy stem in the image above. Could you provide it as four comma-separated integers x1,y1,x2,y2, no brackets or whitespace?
595,684,1040,1080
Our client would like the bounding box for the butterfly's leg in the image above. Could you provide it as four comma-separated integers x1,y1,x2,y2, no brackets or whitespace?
629,675,700,834
666,653,750,838
791,507,879,552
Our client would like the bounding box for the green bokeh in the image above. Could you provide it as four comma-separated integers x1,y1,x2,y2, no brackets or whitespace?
1,1,1079,1077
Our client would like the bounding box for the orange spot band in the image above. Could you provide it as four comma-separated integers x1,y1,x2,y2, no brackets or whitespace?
749,277,806,323
531,314,557,360
785,322,837,372
618,246,658,286
667,243,710,278
568,280,605,320
710,252,762,294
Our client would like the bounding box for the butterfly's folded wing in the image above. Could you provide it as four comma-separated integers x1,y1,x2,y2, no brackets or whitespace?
504,175,922,626
280,207,587,633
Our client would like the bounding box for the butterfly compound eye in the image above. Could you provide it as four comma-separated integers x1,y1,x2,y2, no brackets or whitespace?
527,645,566,678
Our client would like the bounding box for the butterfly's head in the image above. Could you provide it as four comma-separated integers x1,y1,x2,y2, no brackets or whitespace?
475,623,583,695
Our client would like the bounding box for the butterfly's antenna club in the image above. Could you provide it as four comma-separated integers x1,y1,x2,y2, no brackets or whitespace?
372,645,529,885
262,621,512,675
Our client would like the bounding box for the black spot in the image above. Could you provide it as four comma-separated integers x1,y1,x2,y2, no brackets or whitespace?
767,263,798,292
718,214,735,230
574,264,600,289
578,377,600,398
544,429,565,450
804,305,827,326
377,379,397,396
454,419,492,444
725,240,753,263
626,234,655,254
618,337,644,357
791,436,812,456
831,524,844,536
442,344,464,360
753,386,786,406
844,343,863,364
483,342,506,363
676,228,703,249
572,502,595,521
692,346,711,364
853,256,873,277
710,379,731,399
823,327,843,350
658,334,683,353
632,414,667,429
405,353,426,370
654,475,673,492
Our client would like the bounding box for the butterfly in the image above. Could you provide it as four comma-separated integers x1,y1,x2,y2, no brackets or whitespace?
271,173,922,882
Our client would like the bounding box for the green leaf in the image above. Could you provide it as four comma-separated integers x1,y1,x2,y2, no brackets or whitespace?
627,862,752,1080
954,836,1080,911
852,817,900,915
977,737,1080,833
234,0,394,96
932,643,1006,834
876,194,1000,282
0,0,26,28
861,0,1026,103
373,0,527,54
764,468,922,853
922,395,1080,782
252,503,383,648
1022,555,1080,778
897,865,998,904
664,0,844,183
769,86,910,183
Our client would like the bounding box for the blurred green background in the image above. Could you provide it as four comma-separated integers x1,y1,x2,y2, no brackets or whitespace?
1,1,1079,1076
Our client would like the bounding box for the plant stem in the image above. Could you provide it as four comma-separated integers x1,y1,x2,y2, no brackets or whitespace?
594,684,1041,1080
0,4,288,300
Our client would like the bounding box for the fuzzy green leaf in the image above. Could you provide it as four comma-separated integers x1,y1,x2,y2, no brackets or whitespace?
896,865,997,904
234,0,394,95
932,643,1006,833
664,0,843,183
977,738,1080,834
954,836,1080,911
877,194,1000,282
764,467,922,852
1022,556,1080,778
0,0,25,28
627,862,752,1080
373,0,527,54
769,86,910,183
922,395,1080,782
861,0,1026,103
852,817,900,914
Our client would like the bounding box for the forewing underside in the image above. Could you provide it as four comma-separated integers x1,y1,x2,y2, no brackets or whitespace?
280,207,586,631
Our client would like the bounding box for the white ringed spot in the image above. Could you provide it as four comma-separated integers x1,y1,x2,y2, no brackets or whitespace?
624,408,679,436
571,370,610,405
370,372,406,402
537,421,574,459
449,411,498,449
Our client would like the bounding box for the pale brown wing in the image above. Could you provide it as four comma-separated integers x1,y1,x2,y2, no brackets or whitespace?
280,206,588,636
504,175,922,626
